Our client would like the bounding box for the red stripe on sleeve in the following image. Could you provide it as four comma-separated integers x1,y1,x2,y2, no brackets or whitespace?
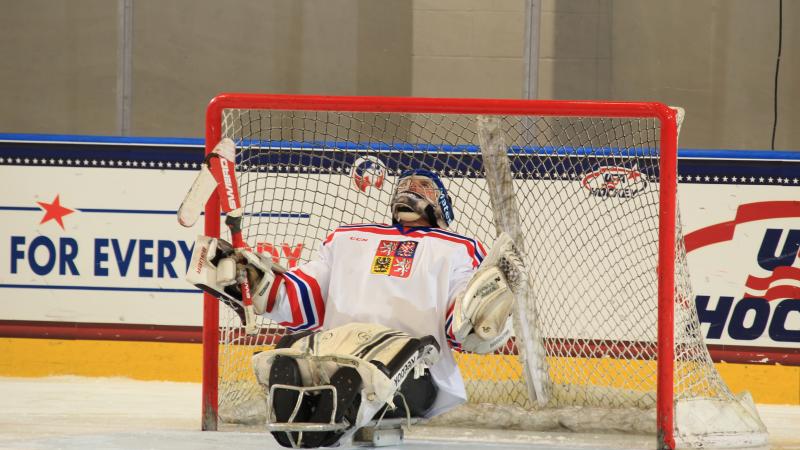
266,274,285,313
476,240,487,258
445,302,457,340
293,269,325,328
444,302,462,351
279,278,305,328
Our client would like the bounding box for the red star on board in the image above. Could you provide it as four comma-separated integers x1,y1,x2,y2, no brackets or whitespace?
37,195,75,229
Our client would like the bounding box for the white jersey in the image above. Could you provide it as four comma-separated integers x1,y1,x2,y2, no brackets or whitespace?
264,223,487,417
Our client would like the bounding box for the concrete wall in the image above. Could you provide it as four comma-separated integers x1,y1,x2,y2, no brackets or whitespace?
0,1,119,135
0,0,796,150
605,1,799,150
0,0,412,138
131,0,412,136
411,0,525,99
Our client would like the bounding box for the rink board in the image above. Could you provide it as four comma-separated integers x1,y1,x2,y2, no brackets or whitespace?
1,336,798,406
0,134,799,404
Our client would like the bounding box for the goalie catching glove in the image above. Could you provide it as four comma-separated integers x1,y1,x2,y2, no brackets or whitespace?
451,232,527,354
185,235,285,332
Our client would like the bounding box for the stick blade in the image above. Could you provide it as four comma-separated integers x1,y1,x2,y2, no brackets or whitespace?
178,165,217,227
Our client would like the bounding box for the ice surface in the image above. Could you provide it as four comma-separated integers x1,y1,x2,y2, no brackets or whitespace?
0,376,797,450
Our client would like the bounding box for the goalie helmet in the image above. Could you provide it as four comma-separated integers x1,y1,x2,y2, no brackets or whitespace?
391,169,454,228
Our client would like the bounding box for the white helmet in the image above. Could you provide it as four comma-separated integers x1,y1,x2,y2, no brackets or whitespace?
391,169,454,228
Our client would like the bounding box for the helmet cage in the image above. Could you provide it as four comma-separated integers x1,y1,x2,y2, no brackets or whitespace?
391,169,454,228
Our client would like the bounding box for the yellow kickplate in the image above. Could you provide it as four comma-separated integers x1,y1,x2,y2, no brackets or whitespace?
0,338,203,382
2,338,797,405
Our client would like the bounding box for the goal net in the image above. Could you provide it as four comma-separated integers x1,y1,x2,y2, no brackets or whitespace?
200,94,766,449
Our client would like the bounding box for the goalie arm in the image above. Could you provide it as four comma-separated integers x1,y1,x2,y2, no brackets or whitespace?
185,234,333,332
446,232,525,354
265,251,331,332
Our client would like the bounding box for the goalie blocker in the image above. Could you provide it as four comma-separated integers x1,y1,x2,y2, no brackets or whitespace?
186,235,285,325
178,137,266,334
254,323,440,448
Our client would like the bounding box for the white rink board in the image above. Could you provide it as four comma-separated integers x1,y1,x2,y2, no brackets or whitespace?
0,136,798,361
0,165,205,326
679,183,800,351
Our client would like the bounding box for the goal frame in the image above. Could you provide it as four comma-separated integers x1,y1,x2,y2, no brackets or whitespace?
200,93,679,448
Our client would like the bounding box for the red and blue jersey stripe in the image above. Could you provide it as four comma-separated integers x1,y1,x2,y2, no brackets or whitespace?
444,301,462,351
274,269,325,332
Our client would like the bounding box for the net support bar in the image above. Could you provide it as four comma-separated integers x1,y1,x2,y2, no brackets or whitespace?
656,108,678,450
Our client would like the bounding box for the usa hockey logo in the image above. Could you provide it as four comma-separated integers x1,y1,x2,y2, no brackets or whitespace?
684,201,800,346
581,166,648,198
371,240,417,278
743,228,800,302
351,156,387,192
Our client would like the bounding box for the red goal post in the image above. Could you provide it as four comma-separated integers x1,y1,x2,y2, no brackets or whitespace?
198,93,762,450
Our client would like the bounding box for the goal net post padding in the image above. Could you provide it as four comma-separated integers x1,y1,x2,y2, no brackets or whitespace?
200,94,767,449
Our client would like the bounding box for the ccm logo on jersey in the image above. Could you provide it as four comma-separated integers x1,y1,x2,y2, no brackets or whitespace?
371,240,418,278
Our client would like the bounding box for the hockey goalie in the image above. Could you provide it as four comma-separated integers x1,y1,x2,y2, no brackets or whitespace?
180,139,528,448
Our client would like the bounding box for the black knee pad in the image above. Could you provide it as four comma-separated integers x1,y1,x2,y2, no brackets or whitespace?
301,365,363,448
396,369,437,417
374,367,437,419
269,358,363,449
369,335,439,420
269,356,312,447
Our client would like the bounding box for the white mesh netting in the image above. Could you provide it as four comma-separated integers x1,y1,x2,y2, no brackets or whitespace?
208,105,765,447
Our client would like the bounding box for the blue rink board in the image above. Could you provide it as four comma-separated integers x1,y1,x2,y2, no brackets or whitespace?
0,133,798,186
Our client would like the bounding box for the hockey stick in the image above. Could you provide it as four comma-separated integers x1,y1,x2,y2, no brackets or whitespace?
178,138,259,335
477,116,550,406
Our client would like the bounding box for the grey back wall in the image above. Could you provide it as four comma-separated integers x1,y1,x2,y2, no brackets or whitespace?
0,0,796,150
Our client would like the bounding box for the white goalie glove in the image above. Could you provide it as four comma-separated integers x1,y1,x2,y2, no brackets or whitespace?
186,235,285,331
452,232,527,354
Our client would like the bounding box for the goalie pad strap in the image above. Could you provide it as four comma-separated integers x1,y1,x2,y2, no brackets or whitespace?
280,323,439,390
